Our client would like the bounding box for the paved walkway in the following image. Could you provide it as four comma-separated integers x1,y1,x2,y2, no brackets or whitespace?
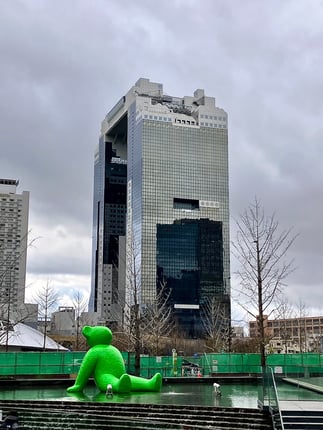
280,400,323,411
280,378,323,412
283,377,323,394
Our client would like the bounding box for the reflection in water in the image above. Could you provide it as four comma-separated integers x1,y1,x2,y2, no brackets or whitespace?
1,381,322,408
276,382,323,401
0,382,260,408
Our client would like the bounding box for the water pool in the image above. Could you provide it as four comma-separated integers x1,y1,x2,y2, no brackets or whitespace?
0,382,260,409
0,381,322,409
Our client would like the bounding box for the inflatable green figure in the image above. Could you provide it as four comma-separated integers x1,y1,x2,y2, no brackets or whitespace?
67,326,162,393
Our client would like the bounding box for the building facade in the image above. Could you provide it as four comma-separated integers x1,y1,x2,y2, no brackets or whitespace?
249,315,323,353
89,78,230,337
0,179,29,317
50,306,76,336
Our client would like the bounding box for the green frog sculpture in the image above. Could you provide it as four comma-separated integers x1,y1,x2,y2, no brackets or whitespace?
67,325,162,393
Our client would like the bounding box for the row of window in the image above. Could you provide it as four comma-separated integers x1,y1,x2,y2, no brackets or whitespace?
0,208,20,212
141,114,228,129
200,122,227,128
174,118,196,126
266,319,323,327
273,329,323,335
144,114,172,122
200,114,226,121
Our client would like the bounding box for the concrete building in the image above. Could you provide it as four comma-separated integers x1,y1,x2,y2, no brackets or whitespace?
232,326,245,339
249,315,323,353
90,78,230,337
50,306,76,336
0,179,29,318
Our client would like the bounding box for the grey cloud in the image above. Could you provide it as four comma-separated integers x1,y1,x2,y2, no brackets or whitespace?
28,254,90,277
1,0,323,310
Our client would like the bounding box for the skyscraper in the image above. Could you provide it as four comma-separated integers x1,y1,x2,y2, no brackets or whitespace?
0,179,29,316
90,78,230,337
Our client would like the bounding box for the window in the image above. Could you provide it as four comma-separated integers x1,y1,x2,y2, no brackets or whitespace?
173,198,199,210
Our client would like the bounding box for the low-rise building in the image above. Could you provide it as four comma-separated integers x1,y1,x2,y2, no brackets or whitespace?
232,326,244,338
51,306,75,336
249,315,323,353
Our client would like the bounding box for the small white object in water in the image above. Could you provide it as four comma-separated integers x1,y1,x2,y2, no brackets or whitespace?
106,383,113,397
213,382,221,395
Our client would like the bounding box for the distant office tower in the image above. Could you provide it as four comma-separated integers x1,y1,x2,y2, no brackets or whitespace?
90,78,230,337
0,179,29,315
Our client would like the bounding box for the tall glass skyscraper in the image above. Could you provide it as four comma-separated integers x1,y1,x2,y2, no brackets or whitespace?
90,78,230,337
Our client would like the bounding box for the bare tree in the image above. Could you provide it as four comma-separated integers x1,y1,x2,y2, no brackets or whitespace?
201,296,231,352
72,290,88,350
104,231,143,374
296,299,308,353
272,295,295,353
34,281,60,350
112,233,174,373
0,224,39,350
0,303,38,350
232,197,298,370
0,229,38,312
140,282,174,356
123,233,142,376
231,336,260,353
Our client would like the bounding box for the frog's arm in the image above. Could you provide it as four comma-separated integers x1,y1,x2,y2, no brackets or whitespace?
67,350,97,392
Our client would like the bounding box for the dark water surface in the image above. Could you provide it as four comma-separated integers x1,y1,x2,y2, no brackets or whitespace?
0,382,259,408
0,381,321,409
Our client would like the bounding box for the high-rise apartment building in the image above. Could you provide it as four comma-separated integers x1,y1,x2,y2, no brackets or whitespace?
90,78,230,337
0,179,29,316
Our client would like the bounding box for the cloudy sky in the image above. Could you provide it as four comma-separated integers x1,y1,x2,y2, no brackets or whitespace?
1,0,322,322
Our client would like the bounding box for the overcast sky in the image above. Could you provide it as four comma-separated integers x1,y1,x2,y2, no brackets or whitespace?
1,0,323,322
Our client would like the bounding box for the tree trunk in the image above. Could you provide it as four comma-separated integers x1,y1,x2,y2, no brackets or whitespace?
256,239,266,371
134,304,141,376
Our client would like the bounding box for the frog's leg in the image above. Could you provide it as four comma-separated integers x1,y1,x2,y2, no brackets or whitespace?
95,373,131,393
129,373,162,392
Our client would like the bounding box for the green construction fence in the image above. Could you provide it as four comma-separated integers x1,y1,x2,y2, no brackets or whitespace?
0,351,85,376
1,352,323,378
266,353,323,376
